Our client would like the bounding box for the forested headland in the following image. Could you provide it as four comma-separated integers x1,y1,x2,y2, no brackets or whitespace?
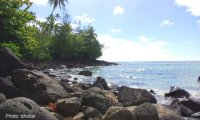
0,0,103,62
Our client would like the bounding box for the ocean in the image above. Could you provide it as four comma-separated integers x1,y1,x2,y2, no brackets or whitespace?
59,61,200,102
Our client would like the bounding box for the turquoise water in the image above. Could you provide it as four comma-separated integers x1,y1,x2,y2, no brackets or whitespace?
69,61,200,97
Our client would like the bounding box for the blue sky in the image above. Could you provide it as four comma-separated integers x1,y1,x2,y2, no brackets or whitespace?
30,0,200,61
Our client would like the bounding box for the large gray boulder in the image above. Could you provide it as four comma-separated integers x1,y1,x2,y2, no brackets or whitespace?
165,86,190,98
0,47,26,77
81,106,102,119
82,87,121,114
118,86,157,106
56,97,81,117
134,102,159,120
0,77,19,98
0,97,58,120
11,69,68,105
154,104,183,120
92,76,110,90
179,98,200,112
102,106,136,120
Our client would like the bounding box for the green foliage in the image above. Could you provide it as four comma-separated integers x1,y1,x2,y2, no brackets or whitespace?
48,0,68,14
0,42,21,57
0,0,103,61
0,0,37,57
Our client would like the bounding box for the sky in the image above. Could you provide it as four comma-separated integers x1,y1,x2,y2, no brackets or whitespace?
30,0,200,62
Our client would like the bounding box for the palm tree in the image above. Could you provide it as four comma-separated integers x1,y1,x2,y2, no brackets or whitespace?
48,0,68,15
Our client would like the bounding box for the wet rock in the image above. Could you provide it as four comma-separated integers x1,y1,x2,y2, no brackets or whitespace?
0,97,58,120
179,98,200,112
191,112,200,119
81,106,102,119
134,102,159,120
0,77,19,98
102,106,136,120
0,47,26,77
82,87,121,114
78,70,92,76
154,104,183,120
56,97,81,117
12,69,68,105
92,76,110,90
59,81,75,93
164,86,190,98
0,92,6,103
118,86,157,106
169,99,194,117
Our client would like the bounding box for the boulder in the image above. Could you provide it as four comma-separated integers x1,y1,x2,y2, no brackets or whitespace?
118,86,157,106
82,87,121,114
11,69,68,105
92,76,110,90
102,106,136,120
81,106,102,119
0,47,26,77
198,76,200,81
179,98,200,112
78,70,92,76
191,112,200,119
0,92,6,103
164,86,190,98
0,77,19,98
56,97,81,117
154,104,183,120
134,102,159,120
0,97,58,120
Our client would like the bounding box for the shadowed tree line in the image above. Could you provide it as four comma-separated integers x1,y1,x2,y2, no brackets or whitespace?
0,0,103,61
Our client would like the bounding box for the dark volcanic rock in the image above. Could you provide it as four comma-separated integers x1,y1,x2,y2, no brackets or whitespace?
82,87,121,114
179,98,200,112
118,86,157,107
92,76,110,90
0,77,19,98
11,69,68,105
0,47,26,77
165,86,190,98
0,97,58,120
102,106,136,120
81,106,102,119
56,97,81,117
0,92,6,103
78,70,92,76
134,102,159,120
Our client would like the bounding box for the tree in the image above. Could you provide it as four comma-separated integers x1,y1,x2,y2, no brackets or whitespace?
48,0,68,15
0,0,37,57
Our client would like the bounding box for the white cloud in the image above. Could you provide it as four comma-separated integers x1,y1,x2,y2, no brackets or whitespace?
159,20,174,27
113,6,124,15
174,0,200,17
74,14,95,24
111,29,122,33
98,35,177,62
30,0,48,6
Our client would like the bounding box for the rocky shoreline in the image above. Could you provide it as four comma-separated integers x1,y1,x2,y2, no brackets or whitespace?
0,47,200,120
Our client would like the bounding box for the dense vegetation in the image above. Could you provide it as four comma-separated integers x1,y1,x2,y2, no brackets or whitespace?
0,0,103,61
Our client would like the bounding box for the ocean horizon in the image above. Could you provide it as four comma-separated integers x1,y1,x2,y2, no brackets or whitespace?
64,61,200,100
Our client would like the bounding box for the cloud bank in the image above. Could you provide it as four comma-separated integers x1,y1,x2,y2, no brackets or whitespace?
174,0,200,17
98,35,176,62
